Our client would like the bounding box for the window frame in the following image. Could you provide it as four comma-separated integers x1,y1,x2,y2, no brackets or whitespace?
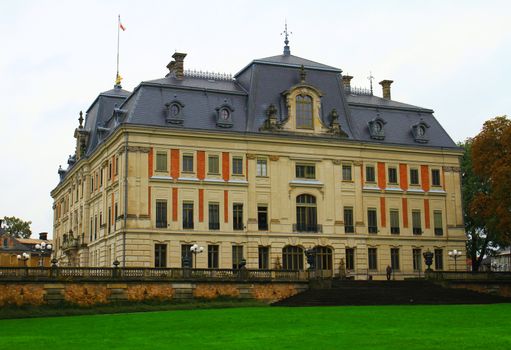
368,248,378,270
388,166,398,185
434,210,443,235
155,200,168,228
409,168,420,186
208,245,219,269
343,207,354,233
258,246,269,269
365,165,376,183
282,246,304,270
232,156,244,176
434,249,444,270
257,205,268,231
295,94,314,129
391,248,400,271
345,248,355,270
207,155,220,175
390,209,400,234
233,203,244,231
256,158,268,177
208,202,220,230
431,168,441,187
232,245,244,269
412,210,422,235
342,164,353,182
182,154,194,173
154,243,167,268
367,208,378,234
155,151,168,172
182,202,194,229
295,164,316,179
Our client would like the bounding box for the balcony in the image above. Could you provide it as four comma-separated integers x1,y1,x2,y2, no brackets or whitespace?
62,238,79,252
293,223,322,233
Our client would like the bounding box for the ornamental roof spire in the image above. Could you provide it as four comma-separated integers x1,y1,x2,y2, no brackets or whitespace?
281,20,292,56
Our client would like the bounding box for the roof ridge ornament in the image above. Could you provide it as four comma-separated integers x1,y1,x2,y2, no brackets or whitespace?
281,20,292,56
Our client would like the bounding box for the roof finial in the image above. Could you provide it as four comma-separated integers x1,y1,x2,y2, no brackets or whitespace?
281,20,292,56
367,71,375,95
78,111,84,128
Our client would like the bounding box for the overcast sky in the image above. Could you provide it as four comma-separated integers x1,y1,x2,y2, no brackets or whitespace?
0,0,509,237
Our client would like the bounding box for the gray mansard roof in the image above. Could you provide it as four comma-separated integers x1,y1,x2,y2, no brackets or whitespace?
78,51,458,163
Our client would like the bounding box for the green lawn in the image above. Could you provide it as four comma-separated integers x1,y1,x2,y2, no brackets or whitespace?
1,304,510,349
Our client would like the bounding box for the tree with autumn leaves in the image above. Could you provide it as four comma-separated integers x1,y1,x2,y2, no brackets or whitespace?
462,116,511,271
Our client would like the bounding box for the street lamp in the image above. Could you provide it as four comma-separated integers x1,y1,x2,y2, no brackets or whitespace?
448,249,462,272
190,244,204,269
17,252,30,266
34,242,53,267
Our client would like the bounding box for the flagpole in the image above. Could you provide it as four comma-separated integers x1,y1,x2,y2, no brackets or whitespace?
116,14,120,85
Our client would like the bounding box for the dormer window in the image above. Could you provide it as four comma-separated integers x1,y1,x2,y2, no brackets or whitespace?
412,121,430,143
165,100,185,125
368,116,386,140
296,95,313,129
215,103,234,128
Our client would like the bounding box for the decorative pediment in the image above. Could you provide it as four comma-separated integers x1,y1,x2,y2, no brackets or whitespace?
215,101,234,128
411,120,430,143
368,116,387,140
164,99,185,125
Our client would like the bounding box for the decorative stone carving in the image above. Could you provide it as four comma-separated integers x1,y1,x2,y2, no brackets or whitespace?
164,99,185,125
246,154,257,159
328,108,348,137
260,104,282,131
443,166,461,172
412,120,430,143
127,146,151,153
332,159,342,165
269,155,280,161
368,116,387,140
215,101,234,128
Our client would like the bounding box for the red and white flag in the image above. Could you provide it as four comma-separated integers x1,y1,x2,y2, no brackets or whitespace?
119,21,126,31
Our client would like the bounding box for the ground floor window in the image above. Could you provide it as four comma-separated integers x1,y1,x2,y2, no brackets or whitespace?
154,244,167,268
283,246,304,270
390,248,400,271
345,248,355,270
181,244,193,268
258,246,269,269
368,248,377,270
208,245,219,268
314,246,332,270
232,245,244,269
434,249,444,270
413,248,422,271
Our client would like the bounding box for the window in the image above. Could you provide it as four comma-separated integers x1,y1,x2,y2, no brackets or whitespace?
182,154,194,173
233,203,244,230
156,151,168,171
432,169,441,186
410,168,419,185
108,208,111,234
181,244,193,267
208,245,219,268
100,168,104,187
183,202,194,229
368,248,377,270
413,248,422,272
208,203,220,230
232,245,244,269
154,244,167,268
156,200,167,228
258,246,269,269
345,248,355,270
282,246,304,270
296,95,313,129
232,157,243,175
342,164,352,181
412,210,422,235
208,155,219,174
315,246,332,271
434,210,443,235
391,248,400,271
367,208,378,234
344,207,354,233
434,249,444,270
258,206,268,231
90,217,93,241
115,156,118,176
295,194,318,232
94,215,97,240
366,165,375,182
295,164,315,179
108,162,112,179
390,209,400,234
388,167,398,184
114,203,118,228
256,158,267,177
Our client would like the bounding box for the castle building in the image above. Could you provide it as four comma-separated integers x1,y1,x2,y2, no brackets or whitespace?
51,38,465,278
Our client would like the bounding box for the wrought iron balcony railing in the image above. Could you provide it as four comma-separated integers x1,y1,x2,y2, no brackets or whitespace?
293,223,322,233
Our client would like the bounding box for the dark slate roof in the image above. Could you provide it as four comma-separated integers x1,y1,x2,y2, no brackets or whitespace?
346,94,432,112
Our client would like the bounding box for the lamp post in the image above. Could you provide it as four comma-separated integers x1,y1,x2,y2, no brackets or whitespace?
17,252,30,267
34,242,53,267
190,244,204,269
448,249,462,272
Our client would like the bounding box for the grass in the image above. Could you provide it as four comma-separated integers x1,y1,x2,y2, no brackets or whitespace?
0,304,510,349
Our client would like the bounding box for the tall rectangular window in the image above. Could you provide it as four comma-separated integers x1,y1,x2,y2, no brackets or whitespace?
108,162,112,179
345,248,355,270
388,167,398,184
431,169,441,186
156,151,168,171
258,246,269,269
295,164,315,179
208,245,219,268
390,209,400,234
366,165,375,182
434,210,443,235
156,200,167,228
434,249,444,270
182,202,194,229
100,168,104,187
115,156,118,175
232,157,243,175
182,154,194,173
368,208,378,234
108,208,111,234
342,164,352,181
208,203,220,230
256,158,267,177
413,248,422,272
232,245,243,269
412,210,422,235
208,155,219,174
154,244,167,268
257,206,268,231
410,168,419,185
94,215,97,240
391,248,400,271
344,207,354,233
368,248,377,270
233,203,244,230
181,244,193,268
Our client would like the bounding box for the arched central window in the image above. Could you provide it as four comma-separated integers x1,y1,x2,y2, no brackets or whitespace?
283,246,304,270
295,194,318,232
314,246,333,271
296,95,313,129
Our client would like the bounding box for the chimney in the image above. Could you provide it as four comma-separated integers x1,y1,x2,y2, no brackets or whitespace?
342,75,353,92
172,52,187,80
379,80,394,100
39,232,48,241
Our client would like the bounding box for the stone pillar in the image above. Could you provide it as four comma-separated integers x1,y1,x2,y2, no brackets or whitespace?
379,80,394,100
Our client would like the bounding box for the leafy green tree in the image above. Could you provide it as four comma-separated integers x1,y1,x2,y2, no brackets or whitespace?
2,216,32,238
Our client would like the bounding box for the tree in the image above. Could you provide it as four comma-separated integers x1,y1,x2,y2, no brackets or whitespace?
2,216,32,239
463,116,511,270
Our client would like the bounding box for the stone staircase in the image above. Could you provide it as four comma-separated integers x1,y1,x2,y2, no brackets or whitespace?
272,280,511,306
